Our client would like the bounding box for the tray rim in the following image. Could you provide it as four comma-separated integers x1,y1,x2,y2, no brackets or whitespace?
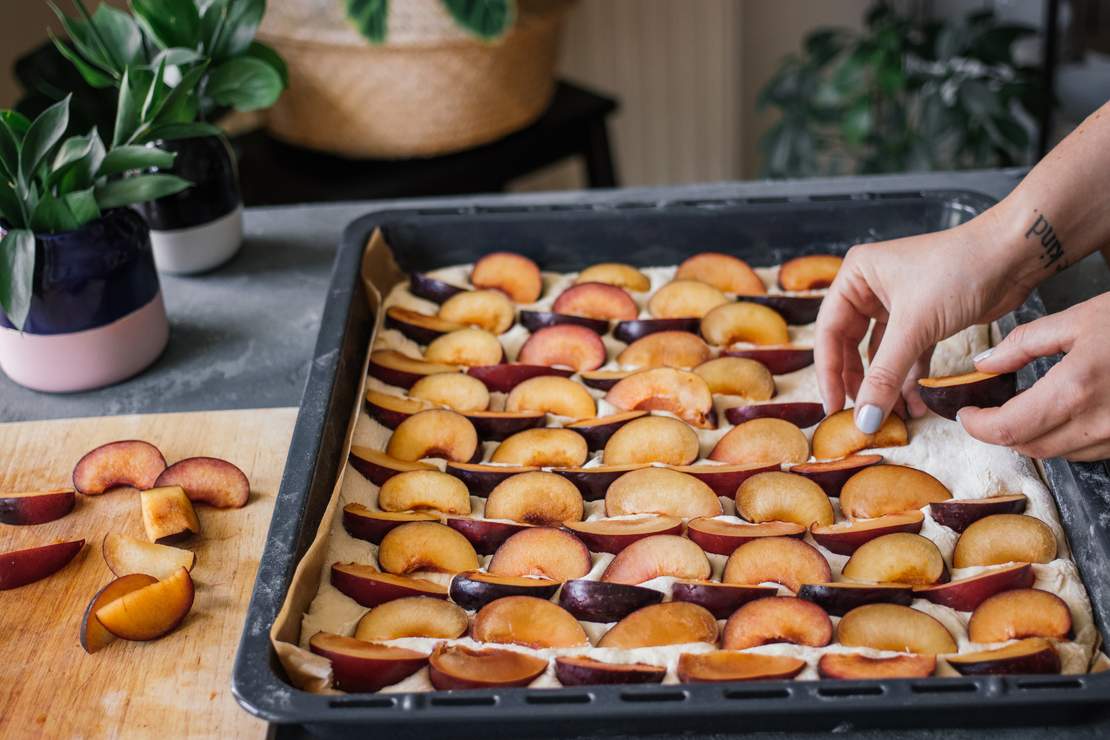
232,177,1110,731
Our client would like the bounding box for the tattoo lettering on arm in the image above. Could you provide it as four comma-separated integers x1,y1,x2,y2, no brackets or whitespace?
1026,210,1068,272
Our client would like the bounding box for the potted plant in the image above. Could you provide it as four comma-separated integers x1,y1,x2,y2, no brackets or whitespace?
0,95,191,392
257,0,573,158
51,0,287,274
758,3,1041,177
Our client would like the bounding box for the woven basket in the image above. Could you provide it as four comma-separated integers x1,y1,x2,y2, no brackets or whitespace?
259,0,572,159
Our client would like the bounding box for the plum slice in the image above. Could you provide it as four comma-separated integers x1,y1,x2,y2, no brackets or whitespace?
463,411,546,442
386,409,479,463
467,363,573,393
487,527,592,582
811,408,908,460
409,272,465,303
576,262,651,292
368,349,460,389
484,471,584,525
0,489,75,525
914,563,1035,612
72,439,166,495
818,653,936,680
444,462,537,497
364,391,432,429
429,644,547,690
605,367,716,429
721,346,814,375
554,463,643,501
410,372,490,412
790,454,882,497
490,428,589,468
952,513,1057,567
839,464,951,519
725,402,824,429
0,539,85,590
918,370,1017,420
518,309,610,335
473,595,589,648
605,466,722,519
796,582,914,617
721,596,832,650
555,656,665,686
331,563,448,607
841,532,948,586
354,596,468,640
558,579,663,622
384,306,462,344
342,504,438,544
348,446,436,486
579,369,634,391
597,602,718,648
563,515,683,554
613,318,700,344
601,534,711,585
722,537,831,593
686,518,805,556
565,410,647,450
444,517,532,555
603,416,701,466
701,301,790,346
377,521,480,575
438,289,516,334
648,280,728,319
929,494,1028,533
677,651,806,682
709,418,809,466
671,580,777,618
517,324,607,372
552,282,638,321
80,573,157,654
967,588,1072,643
736,471,834,528
617,331,712,370
741,295,822,325
947,638,1060,676
310,632,428,693
140,486,201,543
671,462,780,498
102,532,195,580
694,357,775,399
676,252,765,295
470,251,543,303
378,469,471,515
95,566,194,641
153,456,250,509
424,328,505,367
505,375,596,419
449,570,559,610
777,254,842,291
809,511,925,555
836,603,957,655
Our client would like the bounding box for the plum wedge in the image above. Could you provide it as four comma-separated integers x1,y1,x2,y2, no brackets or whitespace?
0,539,85,590
0,489,75,525
153,456,250,509
72,440,166,494
918,370,1017,420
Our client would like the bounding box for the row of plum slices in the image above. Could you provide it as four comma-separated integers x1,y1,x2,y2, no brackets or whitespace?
0,439,251,654
376,250,1017,420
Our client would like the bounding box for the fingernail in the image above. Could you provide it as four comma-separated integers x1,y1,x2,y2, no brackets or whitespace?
855,404,883,434
973,348,993,364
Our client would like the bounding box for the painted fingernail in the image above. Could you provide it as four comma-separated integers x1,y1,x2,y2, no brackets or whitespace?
855,404,883,434
973,348,994,364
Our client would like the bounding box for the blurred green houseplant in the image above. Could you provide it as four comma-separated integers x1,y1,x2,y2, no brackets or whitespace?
346,0,516,43
758,3,1043,177
0,96,189,328
50,0,286,128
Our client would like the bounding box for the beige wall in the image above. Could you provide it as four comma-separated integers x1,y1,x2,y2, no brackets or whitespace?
1,3,59,109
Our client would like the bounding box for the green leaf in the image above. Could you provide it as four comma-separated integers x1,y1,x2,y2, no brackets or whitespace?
151,47,206,68
0,111,32,140
113,66,153,146
19,96,71,186
209,0,265,58
440,0,515,40
0,228,36,330
131,0,201,50
971,24,1036,65
840,99,872,145
205,57,283,111
145,121,222,141
804,29,847,67
246,41,288,87
98,145,176,177
151,64,208,127
50,33,117,88
48,1,116,73
30,191,82,233
0,179,24,228
94,173,190,208
47,133,96,189
346,0,388,43
64,188,101,225
142,58,169,123
959,79,1001,120
91,3,145,66
0,118,20,182
58,129,106,193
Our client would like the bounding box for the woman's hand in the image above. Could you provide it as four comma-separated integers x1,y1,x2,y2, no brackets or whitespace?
959,293,1110,462
815,208,1035,432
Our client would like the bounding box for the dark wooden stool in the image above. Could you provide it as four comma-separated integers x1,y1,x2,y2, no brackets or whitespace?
233,81,619,206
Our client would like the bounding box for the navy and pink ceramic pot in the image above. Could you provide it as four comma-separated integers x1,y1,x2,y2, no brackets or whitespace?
0,208,169,392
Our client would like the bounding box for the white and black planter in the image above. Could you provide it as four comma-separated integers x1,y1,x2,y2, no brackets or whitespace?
0,209,169,392
138,134,243,274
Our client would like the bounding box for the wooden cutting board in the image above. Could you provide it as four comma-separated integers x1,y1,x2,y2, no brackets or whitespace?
0,407,297,739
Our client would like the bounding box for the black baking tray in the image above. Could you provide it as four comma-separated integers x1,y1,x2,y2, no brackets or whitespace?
233,181,1110,737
